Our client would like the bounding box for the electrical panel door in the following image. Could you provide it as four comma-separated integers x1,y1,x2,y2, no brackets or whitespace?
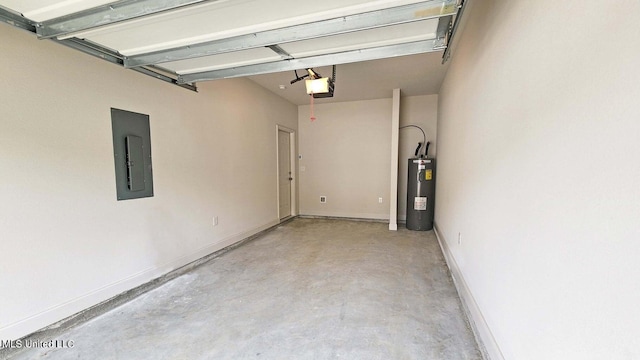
111,108,154,200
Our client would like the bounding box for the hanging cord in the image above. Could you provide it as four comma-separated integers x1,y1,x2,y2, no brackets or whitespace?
307,65,335,121
310,93,316,121
400,125,427,157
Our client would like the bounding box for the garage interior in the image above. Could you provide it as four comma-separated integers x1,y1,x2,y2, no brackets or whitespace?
1,0,639,359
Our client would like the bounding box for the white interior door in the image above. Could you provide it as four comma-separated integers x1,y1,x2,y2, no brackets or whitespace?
278,129,292,219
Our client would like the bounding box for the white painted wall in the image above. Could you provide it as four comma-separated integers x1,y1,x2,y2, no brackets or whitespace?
298,96,438,221
435,1,640,359
398,94,438,221
0,25,297,340
298,99,392,219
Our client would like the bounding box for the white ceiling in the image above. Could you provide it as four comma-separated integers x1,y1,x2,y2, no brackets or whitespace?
0,0,459,103
249,52,449,105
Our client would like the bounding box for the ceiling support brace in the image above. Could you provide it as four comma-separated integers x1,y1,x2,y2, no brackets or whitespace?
442,0,467,63
178,40,442,84
56,38,198,91
267,45,294,60
0,6,196,92
124,0,458,68
36,0,219,39
2,0,467,88
0,4,36,32
435,15,453,48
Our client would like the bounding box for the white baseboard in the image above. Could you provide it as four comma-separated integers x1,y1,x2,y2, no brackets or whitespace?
0,219,279,341
433,222,505,360
299,210,389,220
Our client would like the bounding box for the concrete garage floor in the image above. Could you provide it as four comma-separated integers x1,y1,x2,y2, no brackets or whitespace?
10,218,481,360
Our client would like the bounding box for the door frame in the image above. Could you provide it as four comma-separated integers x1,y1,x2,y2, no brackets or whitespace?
276,125,297,221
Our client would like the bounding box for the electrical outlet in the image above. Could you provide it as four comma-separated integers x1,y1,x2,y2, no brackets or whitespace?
378,197,383,203
213,216,219,226
320,196,327,203
457,232,462,245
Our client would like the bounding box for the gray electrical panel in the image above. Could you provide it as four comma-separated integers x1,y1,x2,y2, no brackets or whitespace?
406,158,435,231
111,108,154,200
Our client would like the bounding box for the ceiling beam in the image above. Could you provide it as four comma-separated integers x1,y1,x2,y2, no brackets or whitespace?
267,45,293,60
178,39,443,84
0,6,196,92
125,0,457,68
0,5,36,32
36,0,217,39
54,38,198,91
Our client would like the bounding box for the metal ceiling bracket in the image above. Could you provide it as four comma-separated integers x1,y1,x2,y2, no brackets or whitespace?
134,66,198,92
435,15,453,48
0,6,196,92
0,5,36,32
267,45,294,60
54,38,197,91
36,0,217,39
125,0,458,68
442,0,467,63
178,40,441,84
55,38,124,65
